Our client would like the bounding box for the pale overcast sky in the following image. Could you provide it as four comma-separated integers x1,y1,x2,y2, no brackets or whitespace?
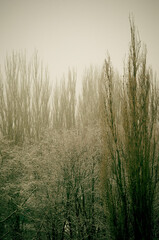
0,0,159,82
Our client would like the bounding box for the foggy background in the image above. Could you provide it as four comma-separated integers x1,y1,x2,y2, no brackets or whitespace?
0,0,159,83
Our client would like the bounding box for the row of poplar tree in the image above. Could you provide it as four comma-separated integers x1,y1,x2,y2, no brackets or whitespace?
0,19,159,239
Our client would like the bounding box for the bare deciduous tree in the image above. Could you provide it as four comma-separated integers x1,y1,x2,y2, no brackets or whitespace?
100,18,159,240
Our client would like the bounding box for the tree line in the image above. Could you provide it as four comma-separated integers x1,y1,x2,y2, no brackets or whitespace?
0,19,159,239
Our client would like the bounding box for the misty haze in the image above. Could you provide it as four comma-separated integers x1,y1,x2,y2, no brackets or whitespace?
0,1,159,239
